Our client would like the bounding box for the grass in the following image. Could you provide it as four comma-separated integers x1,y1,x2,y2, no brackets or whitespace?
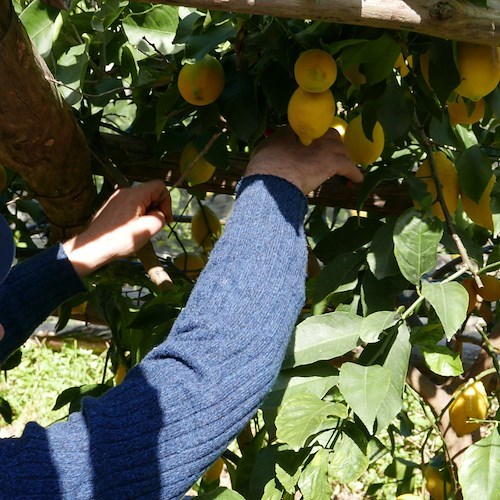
0,338,111,437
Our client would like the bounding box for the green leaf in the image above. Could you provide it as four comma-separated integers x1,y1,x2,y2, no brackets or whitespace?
52,384,111,413
313,252,364,304
275,394,348,451
122,5,180,58
314,217,382,264
328,425,370,483
262,362,339,410
459,429,500,500
360,311,399,343
339,363,392,433
421,281,468,340
197,487,246,500
56,40,90,106
20,0,62,58
456,145,493,203
421,345,464,376
283,312,362,369
0,397,13,424
367,220,400,279
376,323,411,431
275,450,306,494
91,0,128,32
393,209,443,285
427,38,461,103
262,479,283,500
298,448,331,500
377,77,414,142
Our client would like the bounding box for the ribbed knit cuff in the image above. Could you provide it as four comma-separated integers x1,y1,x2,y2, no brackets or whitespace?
0,244,86,365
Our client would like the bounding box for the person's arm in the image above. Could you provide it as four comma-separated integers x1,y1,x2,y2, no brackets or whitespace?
0,180,172,365
0,129,362,499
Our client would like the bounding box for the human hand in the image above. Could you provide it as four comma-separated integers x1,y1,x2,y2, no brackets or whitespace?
63,180,172,278
245,126,363,194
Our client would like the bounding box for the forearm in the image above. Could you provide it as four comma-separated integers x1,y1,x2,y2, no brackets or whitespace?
0,175,308,498
0,244,86,365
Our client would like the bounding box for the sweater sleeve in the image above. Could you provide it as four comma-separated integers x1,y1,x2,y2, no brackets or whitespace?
0,175,308,499
0,244,86,366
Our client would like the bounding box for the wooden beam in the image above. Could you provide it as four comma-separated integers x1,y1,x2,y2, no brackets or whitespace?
96,133,413,215
135,0,500,45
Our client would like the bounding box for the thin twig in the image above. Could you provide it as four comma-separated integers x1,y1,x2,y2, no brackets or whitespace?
412,112,481,288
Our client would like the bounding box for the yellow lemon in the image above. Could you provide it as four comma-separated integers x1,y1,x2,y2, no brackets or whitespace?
461,174,495,231
396,495,422,500
191,206,222,251
423,464,452,500
330,116,348,139
476,274,500,301
343,115,385,167
203,457,224,483
177,54,225,106
287,87,335,146
455,43,500,101
449,379,489,436
414,151,459,221
294,49,337,93
394,53,413,77
179,142,216,186
173,252,205,280
448,96,485,125
343,63,367,86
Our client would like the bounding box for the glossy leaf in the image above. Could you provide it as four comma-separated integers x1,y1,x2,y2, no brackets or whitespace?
283,312,362,369
20,0,62,58
197,487,246,500
393,209,443,285
275,393,348,451
456,146,493,203
359,311,399,343
367,221,400,279
56,41,90,106
339,363,392,434
459,429,500,500
421,281,468,340
298,448,331,500
262,362,339,410
421,345,464,376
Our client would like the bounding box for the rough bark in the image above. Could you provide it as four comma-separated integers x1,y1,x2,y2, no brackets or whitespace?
136,0,500,46
0,0,95,240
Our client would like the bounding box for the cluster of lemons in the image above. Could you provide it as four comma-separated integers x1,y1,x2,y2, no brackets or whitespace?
287,48,385,167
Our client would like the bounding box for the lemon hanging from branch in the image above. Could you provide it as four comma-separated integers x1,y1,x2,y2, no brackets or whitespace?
344,115,385,168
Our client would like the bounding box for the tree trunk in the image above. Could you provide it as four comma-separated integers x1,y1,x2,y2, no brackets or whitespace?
137,0,500,45
0,0,95,241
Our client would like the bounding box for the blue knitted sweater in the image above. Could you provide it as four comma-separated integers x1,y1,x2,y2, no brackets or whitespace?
0,175,308,499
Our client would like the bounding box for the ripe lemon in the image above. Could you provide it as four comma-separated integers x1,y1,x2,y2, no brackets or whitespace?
173,252,205,280
287,87,335,146
330,116,348,139
461,277,478,313
204,457,224,483
423,464,452,500
394,53,413,77
179,142,216,186
191,206,222,251
448,96,485,125
294,49,337,93
449,379,488,436
455,43,500,101
476,274,500,301
396,495,421,500
344,115,385,167
177,54,225,106
343,63,367,86
414,151,459,221
461,174,495,231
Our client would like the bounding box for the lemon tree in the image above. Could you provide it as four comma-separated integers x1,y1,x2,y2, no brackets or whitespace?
2,1,500,499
